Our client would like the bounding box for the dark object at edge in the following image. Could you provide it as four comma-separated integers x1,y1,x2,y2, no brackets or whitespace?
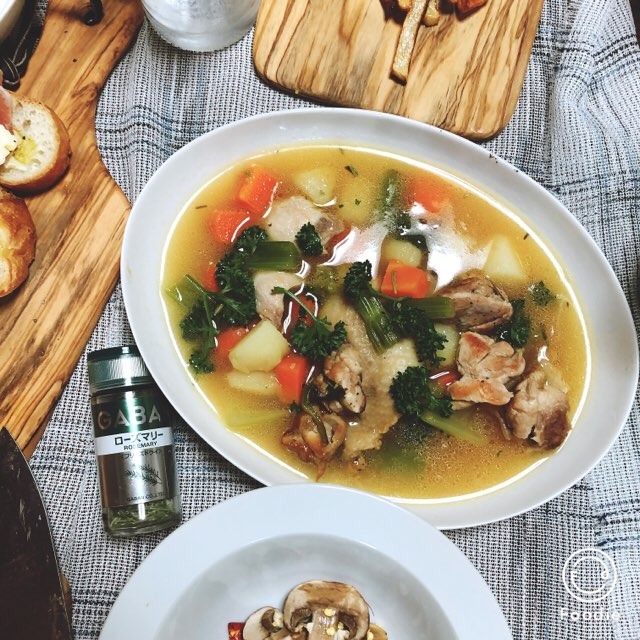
0,427,73,640
84,0,104,26
0,0,42,90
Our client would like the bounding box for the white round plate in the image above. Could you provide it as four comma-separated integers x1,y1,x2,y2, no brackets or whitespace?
0,0,24,43
121,108,639,529
100,485,512,639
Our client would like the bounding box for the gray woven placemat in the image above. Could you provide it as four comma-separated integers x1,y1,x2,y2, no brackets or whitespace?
29,0,640,638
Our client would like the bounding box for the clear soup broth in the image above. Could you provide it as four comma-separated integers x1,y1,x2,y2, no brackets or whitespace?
162,144,590,503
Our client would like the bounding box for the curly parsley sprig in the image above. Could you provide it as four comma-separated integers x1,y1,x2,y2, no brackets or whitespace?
272,286,347,361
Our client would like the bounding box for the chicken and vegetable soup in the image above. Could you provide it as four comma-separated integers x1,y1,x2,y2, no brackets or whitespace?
162,144,590,501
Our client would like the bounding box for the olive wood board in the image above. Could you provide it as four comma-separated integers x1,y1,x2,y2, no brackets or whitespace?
253,0,544,139
0,0,144,456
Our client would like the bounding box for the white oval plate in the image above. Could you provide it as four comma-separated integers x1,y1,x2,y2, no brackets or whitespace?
121,108,639,529
99,485,512,639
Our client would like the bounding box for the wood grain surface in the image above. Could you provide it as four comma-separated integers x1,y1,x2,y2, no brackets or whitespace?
0,0,143,454
254,0,544,139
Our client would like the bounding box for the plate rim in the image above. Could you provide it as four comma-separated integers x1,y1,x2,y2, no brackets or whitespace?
121,107,639,529
99,484,512,639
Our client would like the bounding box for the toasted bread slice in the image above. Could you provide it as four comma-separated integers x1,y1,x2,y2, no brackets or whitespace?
0,186,36,297
0,97,71,193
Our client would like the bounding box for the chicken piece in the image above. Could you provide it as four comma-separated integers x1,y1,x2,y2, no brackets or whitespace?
287,296,418,465
448,377,513,406
456,331,525,383
505,368,570,448
323,297,418,460
315,343,366,414
448,331,525,407
266,196,344,246
253,271,302,328
439,272,512,333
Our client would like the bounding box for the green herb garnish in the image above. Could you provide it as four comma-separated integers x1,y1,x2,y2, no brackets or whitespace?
497,299,531,347
295,222,323,257
530,281,556,306
272,287,346,360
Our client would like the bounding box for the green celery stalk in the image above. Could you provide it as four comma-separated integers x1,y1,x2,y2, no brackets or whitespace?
244,241,301,271
421,409,489,445
355,295,399,353
166,274,203,308
407,295,455,319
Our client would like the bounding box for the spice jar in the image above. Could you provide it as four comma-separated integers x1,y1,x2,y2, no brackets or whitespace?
87,345,181,537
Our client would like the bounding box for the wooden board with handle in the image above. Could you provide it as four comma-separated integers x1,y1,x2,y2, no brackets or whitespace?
0,0,143,455
254,0,544,139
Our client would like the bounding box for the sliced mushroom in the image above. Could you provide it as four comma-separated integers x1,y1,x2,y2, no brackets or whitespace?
366,624,388,640
243,607,288,640
298,414,347,461
283,581,370,640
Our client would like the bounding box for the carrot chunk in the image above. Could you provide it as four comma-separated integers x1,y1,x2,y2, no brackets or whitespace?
207,209,252,244
274,353,311,404
237,166,279,217
202,263,219,292
408,176,448,214
283,292,317,338
380,259,430,298
215,327,250,368
431,369,460,389
325,225,353,258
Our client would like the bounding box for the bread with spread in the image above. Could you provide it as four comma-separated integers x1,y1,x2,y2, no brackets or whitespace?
0,90,71,193
0,186,35,297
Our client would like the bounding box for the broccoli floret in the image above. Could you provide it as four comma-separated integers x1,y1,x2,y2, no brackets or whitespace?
343,260,374,300
497,299,531,347
390,366,453,418
295,222,323,257
389,299,447,367
390,366,492,445
233,225,268,254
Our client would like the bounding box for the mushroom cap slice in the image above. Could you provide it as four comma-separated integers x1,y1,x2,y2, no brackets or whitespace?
242,607,285,640
367,624,388,640
283,581,370,639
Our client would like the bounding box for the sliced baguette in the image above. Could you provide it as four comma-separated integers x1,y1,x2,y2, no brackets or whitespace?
0,186,36,297
0,97,71,193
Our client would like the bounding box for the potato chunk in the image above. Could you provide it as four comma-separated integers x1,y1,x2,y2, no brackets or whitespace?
293,167,336,205
483,236,527,284
229,320,290,373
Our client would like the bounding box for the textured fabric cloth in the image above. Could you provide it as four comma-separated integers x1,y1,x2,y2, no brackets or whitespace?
29,0,640,638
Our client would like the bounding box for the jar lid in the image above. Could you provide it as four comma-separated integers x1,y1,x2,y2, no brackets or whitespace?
87,345,152,393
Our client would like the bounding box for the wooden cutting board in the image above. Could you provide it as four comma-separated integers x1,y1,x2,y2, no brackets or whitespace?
254,0,544,139
0,0,144,455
